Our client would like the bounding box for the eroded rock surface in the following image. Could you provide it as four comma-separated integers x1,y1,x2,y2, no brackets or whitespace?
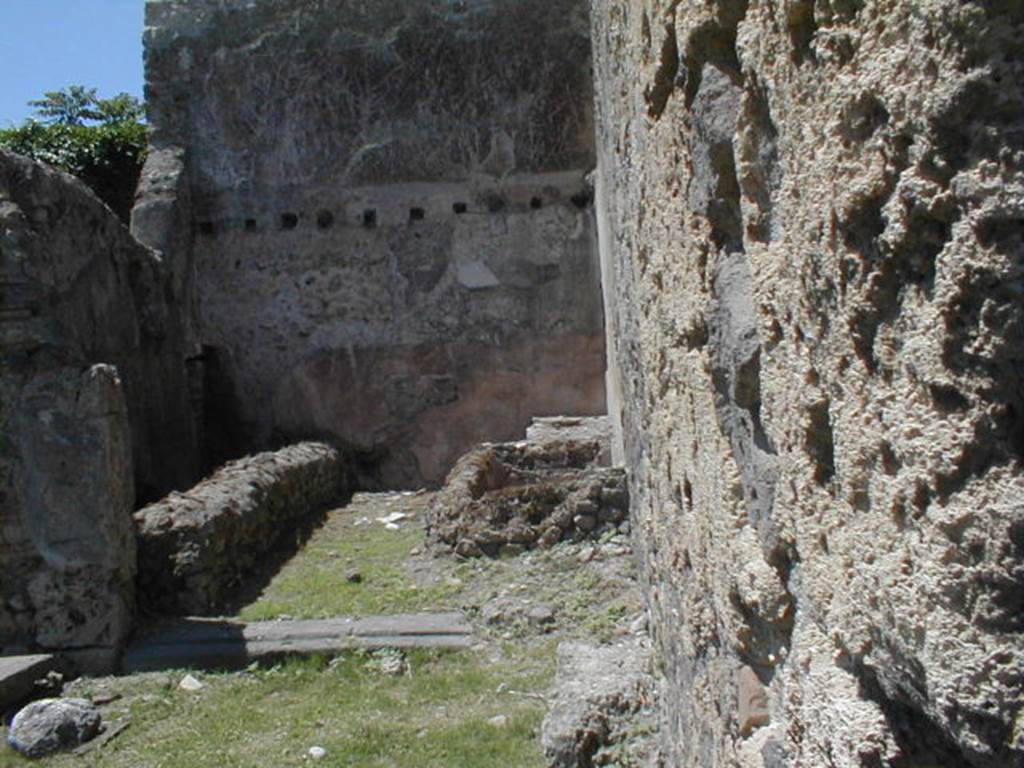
7,698,102,758
0,150,198,655
541,639,660,768
134,442,351,614
592,2,1024,766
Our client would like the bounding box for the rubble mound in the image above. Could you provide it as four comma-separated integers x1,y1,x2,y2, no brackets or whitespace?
427,417,628,556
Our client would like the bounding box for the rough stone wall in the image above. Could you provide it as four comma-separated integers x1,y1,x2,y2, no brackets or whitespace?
140,0,606,486
0,150,198,654
134,442,350,615
591,3,1024,767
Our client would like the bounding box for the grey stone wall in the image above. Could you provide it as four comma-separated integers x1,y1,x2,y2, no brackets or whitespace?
0,150,199,655
591,2,1024,767
134,442,350,615
139,0,606,485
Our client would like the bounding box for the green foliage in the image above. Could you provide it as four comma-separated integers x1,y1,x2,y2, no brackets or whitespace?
94,92,146,124
27,85,103,125
26,85,144,127
0,87,147,221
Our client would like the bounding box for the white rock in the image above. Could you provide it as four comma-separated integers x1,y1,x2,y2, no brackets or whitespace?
629,614,648,635
308,745,327,759
377,511,408,524
178,673,204,691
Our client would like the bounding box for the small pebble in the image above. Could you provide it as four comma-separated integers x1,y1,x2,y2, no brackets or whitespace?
345,568,363,584
178,674,204,692
527,604,556,627
573,514,597,532
630,614,648,635
488,715,509,728
309,745,327,760
375,653,408,676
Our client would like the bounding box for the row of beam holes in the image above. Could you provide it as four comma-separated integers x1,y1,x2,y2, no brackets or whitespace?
199,192,591,236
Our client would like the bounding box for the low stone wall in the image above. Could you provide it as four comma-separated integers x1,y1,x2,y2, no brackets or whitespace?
427,424,629,556
134,443,350,614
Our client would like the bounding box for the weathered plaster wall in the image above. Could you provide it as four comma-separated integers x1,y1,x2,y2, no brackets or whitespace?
0,150,199,655
141,0,605,486
591,2,1024,766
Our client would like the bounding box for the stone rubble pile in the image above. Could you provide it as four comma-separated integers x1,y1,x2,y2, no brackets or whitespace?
427,417,628,557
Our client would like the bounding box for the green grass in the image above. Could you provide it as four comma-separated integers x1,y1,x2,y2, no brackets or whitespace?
0,492,642,767
239,501,460,621
0,648,553,768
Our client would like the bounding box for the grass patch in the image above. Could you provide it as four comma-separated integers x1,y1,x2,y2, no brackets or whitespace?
240,496,461,620
0,648,553,768
0,491,642,767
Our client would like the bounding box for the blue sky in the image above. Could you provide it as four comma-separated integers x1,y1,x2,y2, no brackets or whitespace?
0,1,145,126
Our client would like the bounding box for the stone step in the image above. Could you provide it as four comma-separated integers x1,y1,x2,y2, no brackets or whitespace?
0,654,59,712
122,613,473,673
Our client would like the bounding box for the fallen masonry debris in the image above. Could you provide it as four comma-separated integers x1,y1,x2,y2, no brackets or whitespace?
427,417,629,556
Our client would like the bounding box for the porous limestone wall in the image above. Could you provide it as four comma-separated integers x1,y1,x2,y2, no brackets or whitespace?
590,2,1024,766
134,442,350,615
0,150,199,655
140,0,606,486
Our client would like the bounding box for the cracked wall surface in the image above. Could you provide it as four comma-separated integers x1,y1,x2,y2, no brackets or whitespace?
591,1,1024,766
0,150,199,656
140,0,605,486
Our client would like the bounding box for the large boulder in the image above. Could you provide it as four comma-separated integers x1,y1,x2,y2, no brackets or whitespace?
7,698,102,758
541,639,659,768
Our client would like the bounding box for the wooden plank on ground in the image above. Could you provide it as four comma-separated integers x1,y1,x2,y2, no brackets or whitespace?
0,654,58,711
122,613,473,673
